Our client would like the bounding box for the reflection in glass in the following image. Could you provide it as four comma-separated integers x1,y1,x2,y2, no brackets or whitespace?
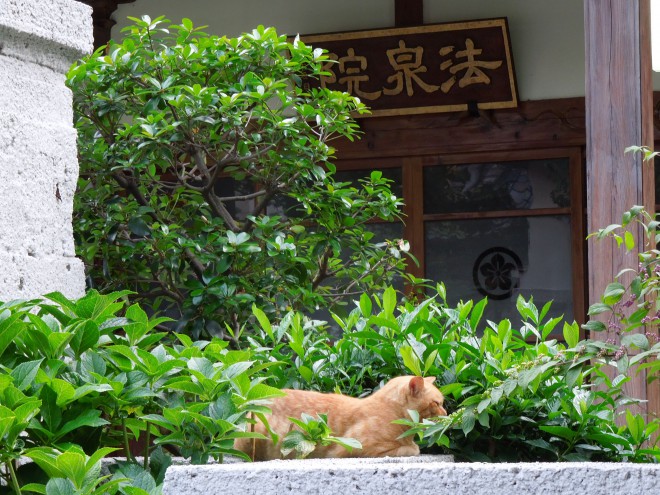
266,193,305,218
425,216,573,324
423,158,570,214
214,177,253,220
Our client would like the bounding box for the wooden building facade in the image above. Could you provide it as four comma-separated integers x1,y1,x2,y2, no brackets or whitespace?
77,0,659,420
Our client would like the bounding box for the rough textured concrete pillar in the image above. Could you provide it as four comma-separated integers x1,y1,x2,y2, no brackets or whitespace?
0,0,92,300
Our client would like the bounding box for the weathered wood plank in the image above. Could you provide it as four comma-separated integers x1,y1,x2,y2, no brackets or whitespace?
584,0,653,417
335,98,587,159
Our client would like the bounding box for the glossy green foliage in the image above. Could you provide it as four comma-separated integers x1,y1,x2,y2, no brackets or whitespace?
66,17,408,339
0,291,283,494
280,413,362,459
248,287,660,462
585,200,660,379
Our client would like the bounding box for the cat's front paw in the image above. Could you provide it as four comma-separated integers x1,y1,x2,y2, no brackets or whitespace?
381,444,420,457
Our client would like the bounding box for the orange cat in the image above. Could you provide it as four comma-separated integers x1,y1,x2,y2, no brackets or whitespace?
235,376,447,461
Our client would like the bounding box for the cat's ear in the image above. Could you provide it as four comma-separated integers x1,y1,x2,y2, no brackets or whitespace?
408,376,425,396
424,376,436,384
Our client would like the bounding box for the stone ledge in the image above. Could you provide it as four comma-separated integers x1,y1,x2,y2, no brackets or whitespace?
163,458,659,495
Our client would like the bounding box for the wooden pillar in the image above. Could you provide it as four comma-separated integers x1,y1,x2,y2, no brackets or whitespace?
394,0,423,27
584,0,656,420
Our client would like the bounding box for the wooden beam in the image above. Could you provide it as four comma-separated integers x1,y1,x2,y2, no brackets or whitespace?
334,97,588,159
394,0,423,27
584,0,655,418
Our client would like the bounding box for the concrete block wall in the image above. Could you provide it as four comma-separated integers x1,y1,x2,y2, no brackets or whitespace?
0,0,91,300
163,458,660,495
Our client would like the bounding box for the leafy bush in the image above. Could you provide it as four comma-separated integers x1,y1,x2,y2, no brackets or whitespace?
66,17,408,339
280,413,362,459
0,290,282,494
587,201,660,378
247,286,660,462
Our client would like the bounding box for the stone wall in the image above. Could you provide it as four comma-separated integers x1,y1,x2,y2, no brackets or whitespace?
0,0,91,300
163,457,660,495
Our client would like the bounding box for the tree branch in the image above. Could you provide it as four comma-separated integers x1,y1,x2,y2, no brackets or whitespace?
111,170,208,282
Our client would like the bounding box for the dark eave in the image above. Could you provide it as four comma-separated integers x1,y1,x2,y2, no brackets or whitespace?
74,0,136,49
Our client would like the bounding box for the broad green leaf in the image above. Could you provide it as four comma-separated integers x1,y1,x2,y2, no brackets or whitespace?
246,383,285,402
280,430,316,458
43,292,77,313
477,398,490,414
164,378,205,395
50,379,76,407
624,230,635,251
469,298,487,330
0,411,15,440
297,365,313,383
56,410,109,438
222,361,254,381
45,478,76,495
562,322,579,348
0,312,26,358
40,385,61,431
539,425,577,441
55,451,87,487
602,282,625,305
330,436,362,452
399,297,433,333
587,302,612,316
621,333,649,351
252,304,273,340
461,409,476,435
72,383,114,401
582,320,607,333
69,319,100,356
423,349,438,374
359,293,372,316
399,345,422,376
10,359,44,391
382,287,397,318
20,483,46,494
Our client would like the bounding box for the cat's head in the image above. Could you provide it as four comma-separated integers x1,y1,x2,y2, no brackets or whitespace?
387,376,447,418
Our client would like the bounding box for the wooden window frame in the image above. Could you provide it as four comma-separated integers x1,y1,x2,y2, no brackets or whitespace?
335,146,586,327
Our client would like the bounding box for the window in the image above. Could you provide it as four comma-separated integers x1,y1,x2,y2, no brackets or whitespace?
336,148,585,325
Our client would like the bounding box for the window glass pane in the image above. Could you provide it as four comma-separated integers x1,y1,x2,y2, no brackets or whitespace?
365,221,404,243
214,177,253,220
266,193,306,218
425,216,573,324
423,158,570,214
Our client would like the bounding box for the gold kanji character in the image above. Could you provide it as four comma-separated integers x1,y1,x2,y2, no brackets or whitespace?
383,40,439,97
334,48,382,100
439,38,503,93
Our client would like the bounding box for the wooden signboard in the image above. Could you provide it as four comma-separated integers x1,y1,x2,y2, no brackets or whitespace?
299,18,518,117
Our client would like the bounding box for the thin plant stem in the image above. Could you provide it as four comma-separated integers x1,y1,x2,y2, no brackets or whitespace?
122,417,136,463
7,460,22,495
143,421,151,471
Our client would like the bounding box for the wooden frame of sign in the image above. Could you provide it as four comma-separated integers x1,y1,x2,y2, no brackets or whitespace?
298,18,519,117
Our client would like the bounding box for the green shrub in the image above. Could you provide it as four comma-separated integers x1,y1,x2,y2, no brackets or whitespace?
0,290,282,494
66,17,408,339
586,200,660,378
247,286,660,462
